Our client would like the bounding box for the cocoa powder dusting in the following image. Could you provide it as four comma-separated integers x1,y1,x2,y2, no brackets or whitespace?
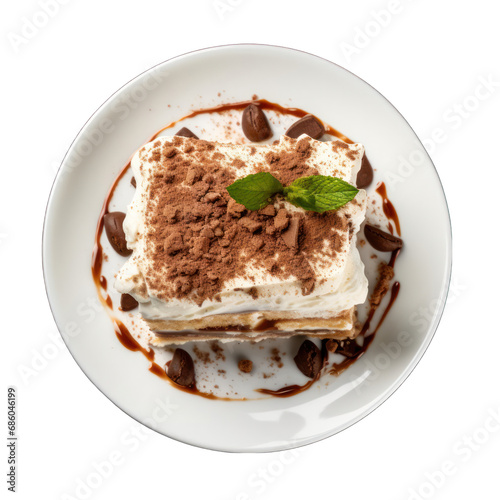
139,136,355,305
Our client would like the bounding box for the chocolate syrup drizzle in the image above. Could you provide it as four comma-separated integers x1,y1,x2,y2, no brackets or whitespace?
376,182,401,236
257,251,401,397
91,99,401,400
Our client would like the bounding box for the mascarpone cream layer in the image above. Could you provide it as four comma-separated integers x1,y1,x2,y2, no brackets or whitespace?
115,134,368,321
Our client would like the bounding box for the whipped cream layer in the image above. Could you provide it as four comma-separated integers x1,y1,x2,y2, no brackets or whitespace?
115,134,368,324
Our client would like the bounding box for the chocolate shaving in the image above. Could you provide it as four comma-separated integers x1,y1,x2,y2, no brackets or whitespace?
167,348,195,386
176,127,199,139
356,154,373,188
285,114,325,140
294,340,323,378
120,293,138,311
241,104,272,142
336,339,362,358
364,224,403,252
103,212,132,257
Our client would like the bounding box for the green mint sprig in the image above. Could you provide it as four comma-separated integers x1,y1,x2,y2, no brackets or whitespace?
226,172,358,213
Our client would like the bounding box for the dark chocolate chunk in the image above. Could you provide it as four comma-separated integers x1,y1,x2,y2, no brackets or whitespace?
364,224,403,252
130,176,136,188
285,114,325,140
241,104,272,142
175,127,199,139
103,212,132,257
356,154,374,189
281,217,300,250
336,339,362,358
167,348,195,387
294,340,323,378
120,293,138,311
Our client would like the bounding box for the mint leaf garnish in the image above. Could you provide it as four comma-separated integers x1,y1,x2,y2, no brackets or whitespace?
226,172,359,213
284,175,359,213
226,172,284,210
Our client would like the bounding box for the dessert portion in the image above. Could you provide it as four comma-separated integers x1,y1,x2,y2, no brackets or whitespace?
114,133,368,344
93,101,403,396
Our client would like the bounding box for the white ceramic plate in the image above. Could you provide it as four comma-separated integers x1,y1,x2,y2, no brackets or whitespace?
43,44,452,452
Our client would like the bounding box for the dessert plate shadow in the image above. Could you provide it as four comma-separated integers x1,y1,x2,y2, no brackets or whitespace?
43,44,452,452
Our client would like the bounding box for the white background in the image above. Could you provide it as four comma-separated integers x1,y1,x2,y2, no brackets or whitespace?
2,0,500,499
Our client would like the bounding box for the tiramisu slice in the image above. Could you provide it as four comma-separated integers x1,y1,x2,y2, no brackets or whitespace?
115,134,368,344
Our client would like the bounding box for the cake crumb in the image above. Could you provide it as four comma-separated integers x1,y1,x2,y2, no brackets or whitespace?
210,341,226,361
271,348,283,368
370,262,395,307
238,359,253,373
193,346,212,364
325,339,338,353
